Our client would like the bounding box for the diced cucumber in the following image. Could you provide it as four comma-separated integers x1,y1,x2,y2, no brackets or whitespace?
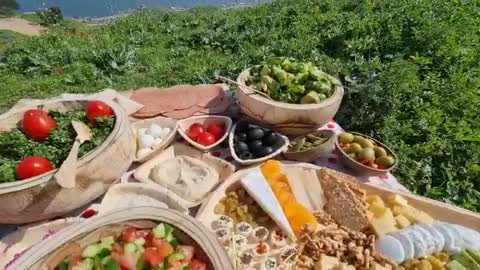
58,261,69,270
125,243,137,253
84,258,94,270
104,258,121,270
101,255,112,265
167,252,185,263
101,236,115,249
134,237,146,247
153,223,166,238
82,243,103,258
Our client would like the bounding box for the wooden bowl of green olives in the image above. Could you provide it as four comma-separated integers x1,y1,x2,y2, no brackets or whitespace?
283,130,336,162
229,121,289,166
335,132,398,177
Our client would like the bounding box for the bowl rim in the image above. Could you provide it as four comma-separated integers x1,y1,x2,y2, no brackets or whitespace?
177,115,233,151
228,121,289,165
237,68,344,109
284,129,336,154
335,131,398,172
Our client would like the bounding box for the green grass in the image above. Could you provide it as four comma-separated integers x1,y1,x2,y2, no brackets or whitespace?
0,30,25,48
0,0,479,211
20,13,43,24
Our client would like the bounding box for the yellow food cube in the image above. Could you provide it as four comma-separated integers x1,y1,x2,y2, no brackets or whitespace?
370,208,398,236
392,205,408,216
369,202,387,217
395,214,412,229
425,256,443,270
389,194,409,207
366,195,385,207
401,206,435,224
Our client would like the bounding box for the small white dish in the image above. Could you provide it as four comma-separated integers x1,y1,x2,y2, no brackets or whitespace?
177,115,232,151
132,116,178,162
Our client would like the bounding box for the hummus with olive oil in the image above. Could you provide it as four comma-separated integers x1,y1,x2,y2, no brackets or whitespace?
149,155,219,201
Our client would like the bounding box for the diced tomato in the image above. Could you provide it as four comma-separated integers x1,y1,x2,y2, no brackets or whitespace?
122,227,137,243
68,255,82,270
176,245,195,262
144,231,155,247
157,241,174,260
136,229,150,239
167,260,189,270
113,243,124,253
189,259,207,270
144,247,163,266
112,249,137,270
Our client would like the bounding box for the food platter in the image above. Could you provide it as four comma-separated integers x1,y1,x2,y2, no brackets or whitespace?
197,161,480,269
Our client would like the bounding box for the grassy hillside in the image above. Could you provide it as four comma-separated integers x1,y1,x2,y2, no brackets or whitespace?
0,0,479,210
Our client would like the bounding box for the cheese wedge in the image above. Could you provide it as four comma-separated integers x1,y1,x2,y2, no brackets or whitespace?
284,167,314,211
302,168,326,210
240,169,295,238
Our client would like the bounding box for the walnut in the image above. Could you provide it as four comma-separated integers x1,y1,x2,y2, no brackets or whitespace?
297,255,314,269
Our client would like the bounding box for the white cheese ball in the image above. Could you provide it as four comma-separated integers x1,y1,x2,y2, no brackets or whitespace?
146,123,163,139
153,138,164,147
139,133,155,149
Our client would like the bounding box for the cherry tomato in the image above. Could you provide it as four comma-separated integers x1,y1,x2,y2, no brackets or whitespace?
188,123,205,140
22,109,57,141
122,227,138,243
16,156,54,180
144,247,162,266
86,101,113,123
197,132,215,146
189,259,207,270
207,123,225,141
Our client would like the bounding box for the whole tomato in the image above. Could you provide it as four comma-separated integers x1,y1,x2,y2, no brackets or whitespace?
22,109,57,141
86,101,113,123
197,131,216,146
207,123,225,141
16,156,54,180
188,123,205,140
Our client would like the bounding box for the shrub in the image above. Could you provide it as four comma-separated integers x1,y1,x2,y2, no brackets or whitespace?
37,6,63,26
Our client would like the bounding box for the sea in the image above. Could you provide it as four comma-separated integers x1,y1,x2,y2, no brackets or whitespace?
17,0,270,18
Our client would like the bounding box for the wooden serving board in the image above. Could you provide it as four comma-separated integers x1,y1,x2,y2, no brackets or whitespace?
197,161,480,232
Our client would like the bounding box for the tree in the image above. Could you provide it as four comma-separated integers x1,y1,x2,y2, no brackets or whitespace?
0,0,19,16
37,6,63,26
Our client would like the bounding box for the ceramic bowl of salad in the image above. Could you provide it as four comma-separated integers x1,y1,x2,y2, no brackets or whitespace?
8,206,233,270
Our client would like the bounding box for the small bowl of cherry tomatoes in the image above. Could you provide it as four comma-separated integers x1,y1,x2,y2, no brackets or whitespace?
177,115,232,151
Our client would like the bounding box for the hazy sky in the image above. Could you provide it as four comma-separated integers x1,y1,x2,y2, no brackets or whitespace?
17,0,264,17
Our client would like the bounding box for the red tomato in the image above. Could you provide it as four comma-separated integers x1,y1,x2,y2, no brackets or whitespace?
112,249,137,270
22,109,57,141
197,132,215,146
189,259,207,270
86,101,113,122
207,123,225,141
176,245,194,262
156,241,174,260
68,255,82,270
16,156,54,180
122,227,138,243
188,123,205,140
144,247,162,266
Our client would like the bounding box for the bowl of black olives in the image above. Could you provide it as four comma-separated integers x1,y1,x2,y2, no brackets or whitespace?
335,132,398,177
229,121,289,165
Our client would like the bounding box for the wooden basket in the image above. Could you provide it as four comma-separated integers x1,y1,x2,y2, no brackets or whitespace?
8,206,233,270
0,99,135,224
335,132,398,177
283,129,336,162
237,68,344,135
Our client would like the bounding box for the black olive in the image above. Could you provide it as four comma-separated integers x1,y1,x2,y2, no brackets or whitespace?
235,132,247,142
263,131,279,146
255,146,274,158
234,142,249,154
235,121,250,133
247,128,265,140
239,152,253,160
248,140,263,153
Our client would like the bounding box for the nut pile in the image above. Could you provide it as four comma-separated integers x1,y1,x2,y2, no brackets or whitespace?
296,211,397,270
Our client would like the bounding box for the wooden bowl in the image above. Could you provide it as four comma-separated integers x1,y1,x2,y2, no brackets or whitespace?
283,129,336,162
335,132,398,177
132,116,178,162
229,122,289,166
133,143,235,209
237,68,344,135
0,98,135,224
178,115,232,151
9,206,233,270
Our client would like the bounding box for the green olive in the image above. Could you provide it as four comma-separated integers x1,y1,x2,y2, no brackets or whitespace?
357,147,375,161
338,133,354,144
348,153,357,160
373,146,387,158
346,143,362,154
359,138,374,148
376,155,395,167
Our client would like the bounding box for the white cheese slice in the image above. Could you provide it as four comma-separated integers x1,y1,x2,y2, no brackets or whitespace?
450,224,480,250
375,235,405,263
413,225,437,256
433,223,460,254
391,231,415,261
284,167,314,211
418,224,445,253
399,226,430,258
240,169,295,238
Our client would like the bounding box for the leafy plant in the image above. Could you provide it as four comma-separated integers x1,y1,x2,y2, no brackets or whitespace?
36,6,63,26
